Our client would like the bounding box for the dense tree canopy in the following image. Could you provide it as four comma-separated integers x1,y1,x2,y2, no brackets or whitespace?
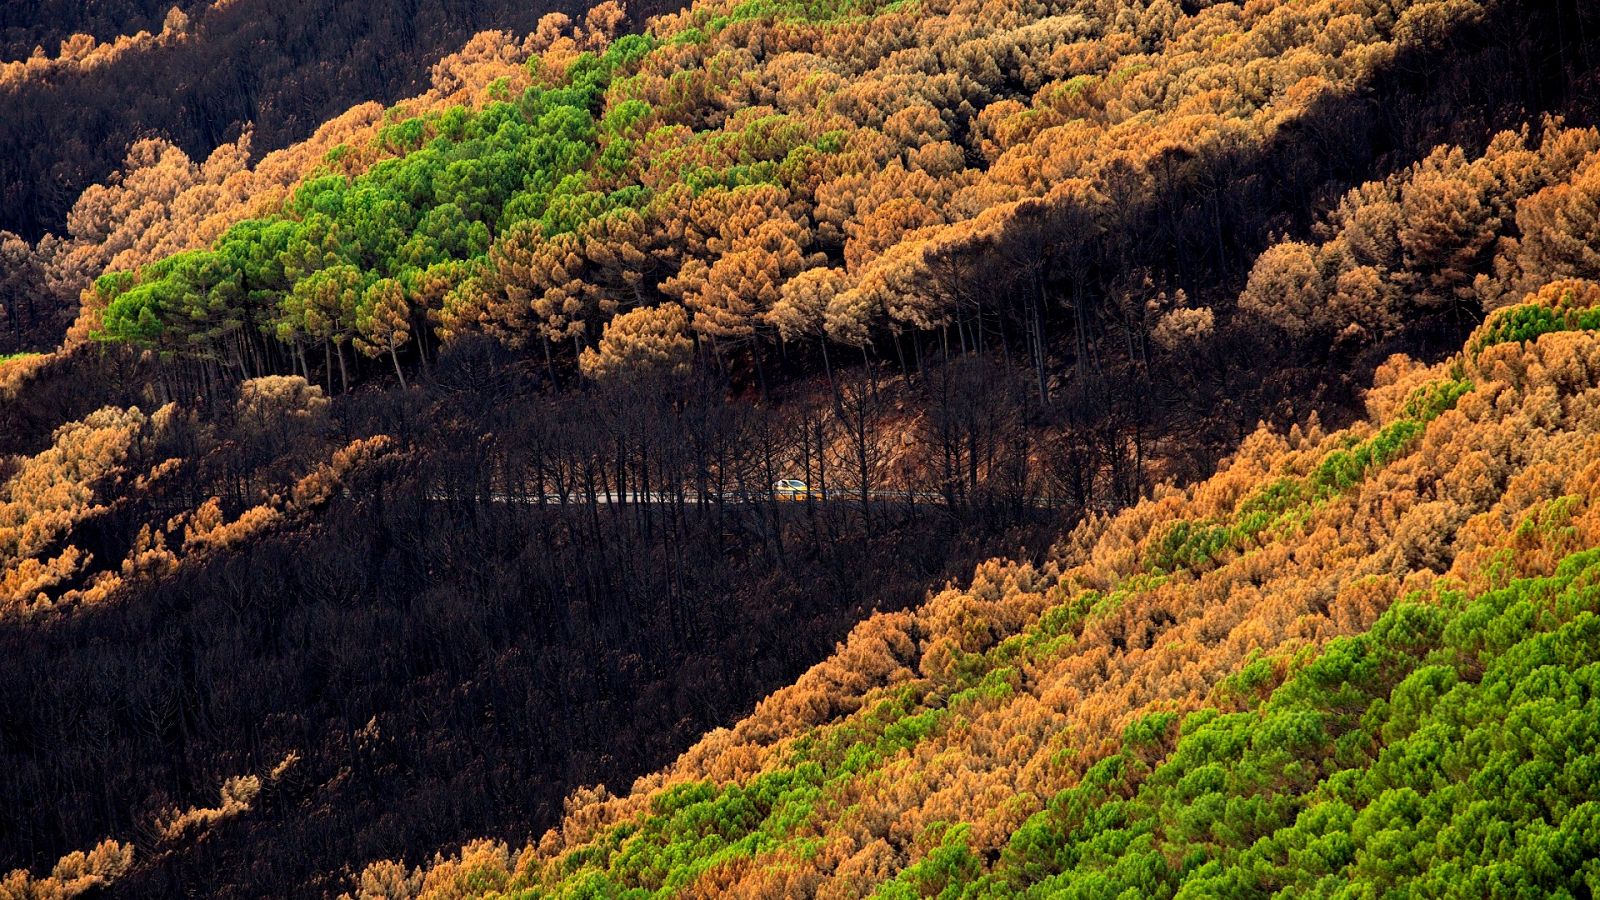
67,0,1571,390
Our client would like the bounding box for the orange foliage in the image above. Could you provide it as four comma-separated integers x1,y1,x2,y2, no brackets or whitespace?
0,840,133,900
369,278,1600,895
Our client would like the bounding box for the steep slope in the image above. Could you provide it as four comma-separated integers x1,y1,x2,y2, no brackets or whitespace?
360,281,1600,896
32,0,1592,504
0,0,685,243
78,0,1593,380
0,351,1073,895
5,0,1600,896
0,0,201,60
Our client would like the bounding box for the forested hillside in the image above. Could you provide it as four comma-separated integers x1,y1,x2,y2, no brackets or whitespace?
5,0,1600,895
72,0,1594,382
0,0,683,244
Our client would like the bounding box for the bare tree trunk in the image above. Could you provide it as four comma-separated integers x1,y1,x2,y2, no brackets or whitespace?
389,344,407,389
820,339,840,414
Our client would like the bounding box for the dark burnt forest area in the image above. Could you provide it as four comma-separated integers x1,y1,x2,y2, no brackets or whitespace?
0,0,203,59
0,355,1069,897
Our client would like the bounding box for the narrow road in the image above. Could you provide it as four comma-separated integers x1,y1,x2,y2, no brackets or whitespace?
431,489,1074,508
